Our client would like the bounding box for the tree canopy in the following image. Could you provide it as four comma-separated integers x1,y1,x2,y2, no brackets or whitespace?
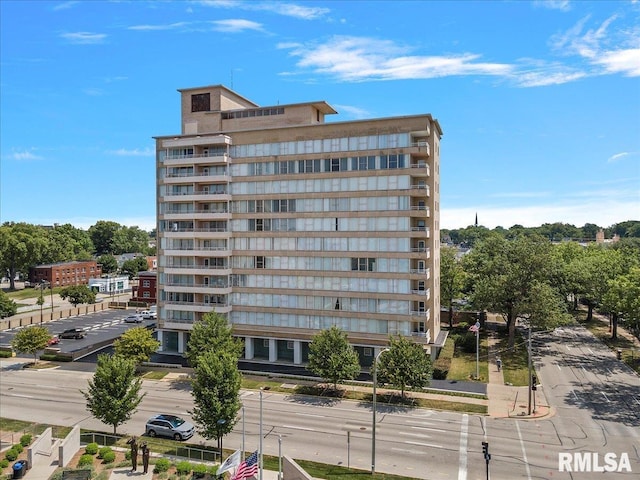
376,336,432,398
113,327,160,365
60,285,96,307
10,325,52,363
81,354,145,434
185,312,243,368
308,325,361,390
0,291,18,318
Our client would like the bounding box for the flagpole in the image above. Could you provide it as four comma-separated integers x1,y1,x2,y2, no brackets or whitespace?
476,326,479,380
242,405,245,462
259,388,263,480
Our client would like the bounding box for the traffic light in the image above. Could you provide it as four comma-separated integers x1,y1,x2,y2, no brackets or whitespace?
532,375,538,391
482,441,490,461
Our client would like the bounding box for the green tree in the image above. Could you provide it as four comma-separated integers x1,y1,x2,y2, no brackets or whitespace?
45,224,94,263
10,326,52,364
190,350,241,449
464,234,560,347
440,246,465,328
88,221,122,256
376,336,432,399
97,254,118,275
186,312,243,368
81,354,145,434
121,256,149,280
0,291,18,318
0,223,48,290
602,266,640,339
113,327,160,365
60,285,96,307
111,226,151,256
308,326,360,391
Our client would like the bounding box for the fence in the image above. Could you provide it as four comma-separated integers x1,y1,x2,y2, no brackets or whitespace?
80,432,222,464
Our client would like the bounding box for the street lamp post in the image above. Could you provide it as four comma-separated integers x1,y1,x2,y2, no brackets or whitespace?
38,282,45,323
371,348,389,475
278,435,282,480
259,388,263,480
527,325,533,415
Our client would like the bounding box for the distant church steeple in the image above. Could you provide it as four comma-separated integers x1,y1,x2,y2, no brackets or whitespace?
475,213,478,227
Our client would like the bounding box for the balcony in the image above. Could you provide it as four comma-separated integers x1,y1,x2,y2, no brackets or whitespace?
164,301,232,314
163,153,229,166
408,141,431,157
163,173,229,184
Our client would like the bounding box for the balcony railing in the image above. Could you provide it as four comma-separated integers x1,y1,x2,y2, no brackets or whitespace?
164,282,230,288
165,300,229,307
410,310,428,316
165,264,229,270
165,171,228,178
165,228,229,233
410,269,429,274
164,153,229,161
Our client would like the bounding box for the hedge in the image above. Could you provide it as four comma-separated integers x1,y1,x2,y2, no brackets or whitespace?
433,337,455,379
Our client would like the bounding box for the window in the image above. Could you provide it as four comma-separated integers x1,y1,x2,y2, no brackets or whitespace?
364,348,373,357
351,257,376,271
263,339,269,347
143,292,150,298
143,280,150,288
191,93,210,112
256,256,265,269
287,341,294,350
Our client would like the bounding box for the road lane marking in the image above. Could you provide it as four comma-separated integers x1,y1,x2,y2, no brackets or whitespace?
281,425,316,432
400,431,433,439
404,440,443,449
458,414,468,480
295,413,326,418
516,422,532,480
411,426,446,433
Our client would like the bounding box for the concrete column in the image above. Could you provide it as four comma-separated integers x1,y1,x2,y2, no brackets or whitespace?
178,332,185,354
293,341,302,365
157,330,164,351
269,338,277,362
245,337,254,360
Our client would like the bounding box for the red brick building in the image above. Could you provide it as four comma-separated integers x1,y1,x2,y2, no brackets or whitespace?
30,261,102,287
131,271,157,305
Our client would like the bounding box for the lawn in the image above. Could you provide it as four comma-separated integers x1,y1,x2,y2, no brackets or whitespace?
447,333,489,382
494,329,530,386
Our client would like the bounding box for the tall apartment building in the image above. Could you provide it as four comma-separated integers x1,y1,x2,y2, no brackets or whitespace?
155,85,443,367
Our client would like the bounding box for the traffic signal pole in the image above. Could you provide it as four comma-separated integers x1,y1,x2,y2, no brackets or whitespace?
482,441,491,480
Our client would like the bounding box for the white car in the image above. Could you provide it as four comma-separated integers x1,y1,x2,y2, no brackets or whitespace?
124,314,143,323
140,310,157,319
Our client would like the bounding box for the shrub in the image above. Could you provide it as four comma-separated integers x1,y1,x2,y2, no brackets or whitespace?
124,450,131,461
85,443,99,455
11,444,23,454
98,446,112,459
433,337,455,380
77,454,94,467
19,435,32,447
175,460,192,475
0,351,13,358
0,459,9,468
101,451,116,464
4,449,18,462
193,463,207,478
456,332,477,354
153,458,170,473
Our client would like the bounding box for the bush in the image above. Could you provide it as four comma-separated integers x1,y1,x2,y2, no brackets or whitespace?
193,463,207,478
19,435,32,447
433,337,455,380
153,458,170,473
0,459,9,468
98,446,112,459
11,444,23,454
456,332,477,354
0,351,13,358
85,443,99,455
124,450,131,461
101,451,116,464
4,449,18,462
175,460,192,475
77,454,94,467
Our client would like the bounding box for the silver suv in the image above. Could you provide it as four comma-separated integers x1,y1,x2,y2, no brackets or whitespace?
145,414,195,441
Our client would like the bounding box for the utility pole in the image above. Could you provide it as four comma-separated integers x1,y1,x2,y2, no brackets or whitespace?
527,324,532,416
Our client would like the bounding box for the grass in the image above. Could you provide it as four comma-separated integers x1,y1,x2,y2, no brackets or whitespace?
141,370,168,380
447,334,489,382
6,286,62,301
494,329,530,386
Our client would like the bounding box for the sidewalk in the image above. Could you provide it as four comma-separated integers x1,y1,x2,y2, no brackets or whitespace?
485,316,553,419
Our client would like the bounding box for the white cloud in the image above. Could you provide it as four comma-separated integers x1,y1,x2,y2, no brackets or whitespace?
281,36,512,82
7,150,43,161
333,104,371,119
195,0,329,20
60,32,107,44
534,0,571,12
53,1,79,11
128,22,190,31
109,147,155,157
608,152,630,163
594,48,640,76
211,19,264,32
83,88,104,96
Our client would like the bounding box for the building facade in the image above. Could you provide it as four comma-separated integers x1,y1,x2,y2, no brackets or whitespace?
131,271,158,305
30,261,102,287
155,85,443,366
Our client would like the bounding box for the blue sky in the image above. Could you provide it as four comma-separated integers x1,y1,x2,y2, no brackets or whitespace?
1,0,639,231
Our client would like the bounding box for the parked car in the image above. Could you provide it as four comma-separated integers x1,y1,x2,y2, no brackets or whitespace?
124,314,143,323
47,335,60,345
59,328,86,339
145,414,195,441
139,310,157,319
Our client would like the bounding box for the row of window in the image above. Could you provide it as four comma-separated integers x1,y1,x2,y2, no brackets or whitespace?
231,256,414,273
239,154,409,176
229,133,411,158
237,217,425,233
222,107,284,119
235,274,416,294
232,236,416,253
230,311,413,335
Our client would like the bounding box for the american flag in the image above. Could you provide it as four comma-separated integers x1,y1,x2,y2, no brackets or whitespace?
469,321,480,333
231,450,259,480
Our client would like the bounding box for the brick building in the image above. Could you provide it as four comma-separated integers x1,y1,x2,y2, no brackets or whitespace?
131,271,157,305
30,261,102,287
